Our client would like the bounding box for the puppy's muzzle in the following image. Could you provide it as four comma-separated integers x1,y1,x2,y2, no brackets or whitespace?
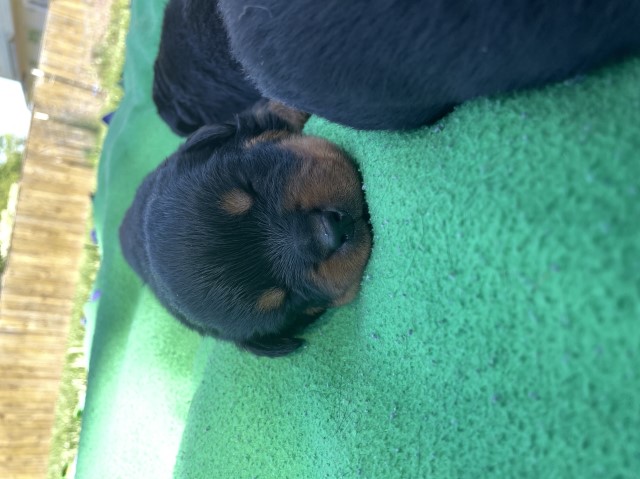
310,210,355,258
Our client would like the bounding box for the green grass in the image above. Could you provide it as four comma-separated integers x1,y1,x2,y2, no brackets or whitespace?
0,136,24,210
46,0,130,476
92,0,131,112
0,135,24,273
46,233,100,479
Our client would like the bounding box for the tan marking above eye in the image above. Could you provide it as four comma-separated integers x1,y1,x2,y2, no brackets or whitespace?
220,189,253,215
256,288,287,312
331,282,361,307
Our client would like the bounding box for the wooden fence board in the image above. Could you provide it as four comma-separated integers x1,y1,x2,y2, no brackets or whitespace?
0,0,110,475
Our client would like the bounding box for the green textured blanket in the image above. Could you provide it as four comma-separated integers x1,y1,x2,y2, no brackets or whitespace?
76,0,640,477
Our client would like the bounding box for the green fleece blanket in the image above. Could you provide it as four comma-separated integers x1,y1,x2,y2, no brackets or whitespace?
76,0,640,476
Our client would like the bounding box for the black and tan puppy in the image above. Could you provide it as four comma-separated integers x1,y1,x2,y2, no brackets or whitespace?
120,102,372,356
153,0,262,136
217,0,640,130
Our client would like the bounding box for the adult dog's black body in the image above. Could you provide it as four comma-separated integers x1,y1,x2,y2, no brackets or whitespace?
153,0,261,136
120,103,372,356
216,0,640,130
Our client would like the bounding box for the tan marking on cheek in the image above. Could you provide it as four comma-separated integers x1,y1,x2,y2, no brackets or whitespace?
244,129,292,148
256,288,286,312
220,189,253,216
280,136,363,212
331,282,361,307
303,306,325,316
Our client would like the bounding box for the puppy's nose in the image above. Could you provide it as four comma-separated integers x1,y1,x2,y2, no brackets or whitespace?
312,210,354,257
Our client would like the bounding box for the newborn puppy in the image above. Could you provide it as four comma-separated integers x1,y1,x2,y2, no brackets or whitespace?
120,102,372,356
153,0,262,136
217,0,640,129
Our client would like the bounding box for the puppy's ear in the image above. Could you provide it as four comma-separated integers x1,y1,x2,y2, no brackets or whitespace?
248,100,310,133
239,335,305,357
184,123,236,152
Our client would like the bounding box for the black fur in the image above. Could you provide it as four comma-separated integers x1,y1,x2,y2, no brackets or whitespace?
217,0,640,130
153,0,262,136
120,102,372,356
